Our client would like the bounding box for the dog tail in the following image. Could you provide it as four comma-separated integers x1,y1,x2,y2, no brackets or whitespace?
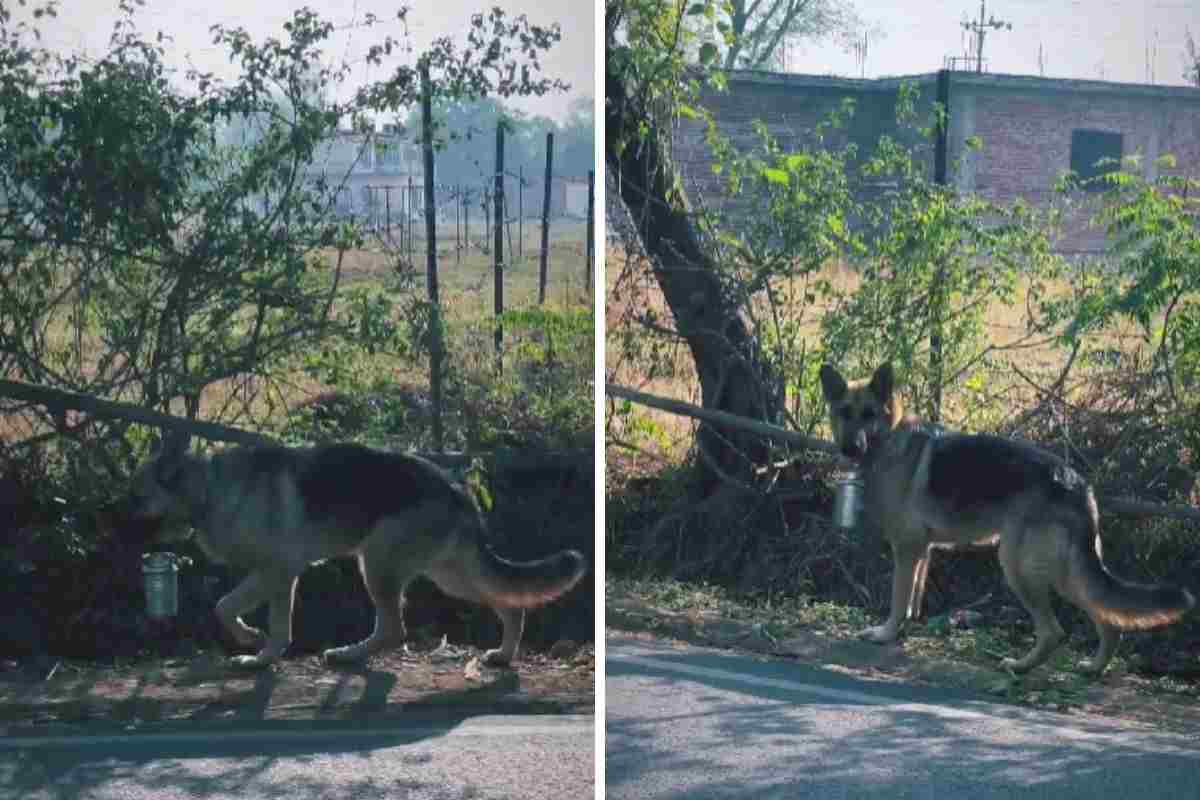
1078,561,1194,629
1073,494,1194,629
473,542,587,608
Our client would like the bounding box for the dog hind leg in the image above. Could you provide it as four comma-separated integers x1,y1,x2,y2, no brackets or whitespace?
998,530,1066,673
908,546,932,620
482,606,525,666
1055,560,1122,675
323,549,413,665
1076,621,1120,675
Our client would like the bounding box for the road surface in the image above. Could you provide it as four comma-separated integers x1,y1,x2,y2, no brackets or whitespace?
607,632,1200,799
0,713,593,800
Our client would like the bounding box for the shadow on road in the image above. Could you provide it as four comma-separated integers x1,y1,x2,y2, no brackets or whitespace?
606,640,1200,799
0,678,535,800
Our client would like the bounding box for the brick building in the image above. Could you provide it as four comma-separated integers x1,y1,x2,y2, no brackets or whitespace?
673,69,1200,254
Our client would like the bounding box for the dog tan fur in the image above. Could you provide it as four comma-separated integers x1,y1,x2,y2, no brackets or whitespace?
821,362,1193,674
126,438,586,669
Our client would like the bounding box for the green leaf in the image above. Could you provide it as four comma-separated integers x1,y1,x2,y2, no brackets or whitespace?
762,167,788,185
698,42,718,65
785,153,811,170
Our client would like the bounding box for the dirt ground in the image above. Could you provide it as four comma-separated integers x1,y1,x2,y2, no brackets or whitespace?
0,641,594,736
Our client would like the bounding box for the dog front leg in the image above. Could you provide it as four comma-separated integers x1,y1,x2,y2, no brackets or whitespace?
861,541,924,643
215,571,269,652
229,574,297,669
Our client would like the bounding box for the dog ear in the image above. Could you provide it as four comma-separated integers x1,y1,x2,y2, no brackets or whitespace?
163,429,191,459
153,430,192,488
819,364,847,405
869,363,895,404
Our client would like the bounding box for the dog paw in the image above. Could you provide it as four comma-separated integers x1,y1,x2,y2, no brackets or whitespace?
859,625,898,643
228,626,267,651
1000,657,1032,674
322,646,367,665
229,653,276,669
482,648,513,667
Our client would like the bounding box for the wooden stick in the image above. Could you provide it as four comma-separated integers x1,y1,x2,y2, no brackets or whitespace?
606,382,840,456
0,379,272,447
605,382,1200,522
0,379,591,474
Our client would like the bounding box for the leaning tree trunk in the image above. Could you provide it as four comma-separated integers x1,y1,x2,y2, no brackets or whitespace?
606,66,780,496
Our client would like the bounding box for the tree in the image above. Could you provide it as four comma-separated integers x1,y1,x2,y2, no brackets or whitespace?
0,0,565,489
607,0,780,494
557,95,595,177
692,0,865,71
394,94,593,198
1185,28,1200,88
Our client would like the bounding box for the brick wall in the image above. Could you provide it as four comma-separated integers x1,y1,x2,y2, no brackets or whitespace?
674,70,1200,256
675,73,936,217
961,80,1200,253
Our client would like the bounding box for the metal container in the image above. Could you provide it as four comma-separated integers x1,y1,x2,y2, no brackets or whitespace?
142,552,179,619
832,472,864,529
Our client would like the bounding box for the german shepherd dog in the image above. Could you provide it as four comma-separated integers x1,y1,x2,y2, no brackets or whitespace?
125,436,587,669
820,362,1193,674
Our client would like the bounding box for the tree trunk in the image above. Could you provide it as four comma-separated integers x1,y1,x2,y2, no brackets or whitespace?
605,66,779,495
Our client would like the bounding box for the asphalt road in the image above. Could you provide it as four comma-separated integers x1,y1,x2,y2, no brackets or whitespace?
606,632,1200,800
0,713,593,800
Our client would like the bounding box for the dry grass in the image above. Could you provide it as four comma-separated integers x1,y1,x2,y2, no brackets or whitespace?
604,244,1160,474
604,247,698,471
333,220,594,311
2,228,594,450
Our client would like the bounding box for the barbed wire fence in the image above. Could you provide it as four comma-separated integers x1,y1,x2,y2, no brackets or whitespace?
325,138,594,302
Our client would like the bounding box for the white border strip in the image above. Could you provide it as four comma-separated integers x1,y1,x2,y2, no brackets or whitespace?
592,2,607,795
0,715,592,751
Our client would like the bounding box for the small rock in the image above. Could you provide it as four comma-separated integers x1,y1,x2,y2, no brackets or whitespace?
1125,652,1151,673
995,606,1025,625
549,639,578,660
950,609,985,629
430,635,465,662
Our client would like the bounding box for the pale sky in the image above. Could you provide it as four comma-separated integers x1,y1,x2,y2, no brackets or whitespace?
784,0,1200,87
9,0,595,122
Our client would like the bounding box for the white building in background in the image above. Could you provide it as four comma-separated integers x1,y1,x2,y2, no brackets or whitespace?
311,123,424,222
563,177,590,219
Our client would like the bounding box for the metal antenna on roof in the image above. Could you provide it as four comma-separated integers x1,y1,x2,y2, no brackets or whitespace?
961,0,1012,73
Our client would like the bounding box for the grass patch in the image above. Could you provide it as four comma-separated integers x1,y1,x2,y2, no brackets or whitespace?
607,574,1200,720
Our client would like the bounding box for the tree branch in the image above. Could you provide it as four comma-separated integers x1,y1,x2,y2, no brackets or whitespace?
607,381,1200,522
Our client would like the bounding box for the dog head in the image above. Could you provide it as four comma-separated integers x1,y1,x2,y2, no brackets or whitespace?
124,431,197,542
819,363,903,460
